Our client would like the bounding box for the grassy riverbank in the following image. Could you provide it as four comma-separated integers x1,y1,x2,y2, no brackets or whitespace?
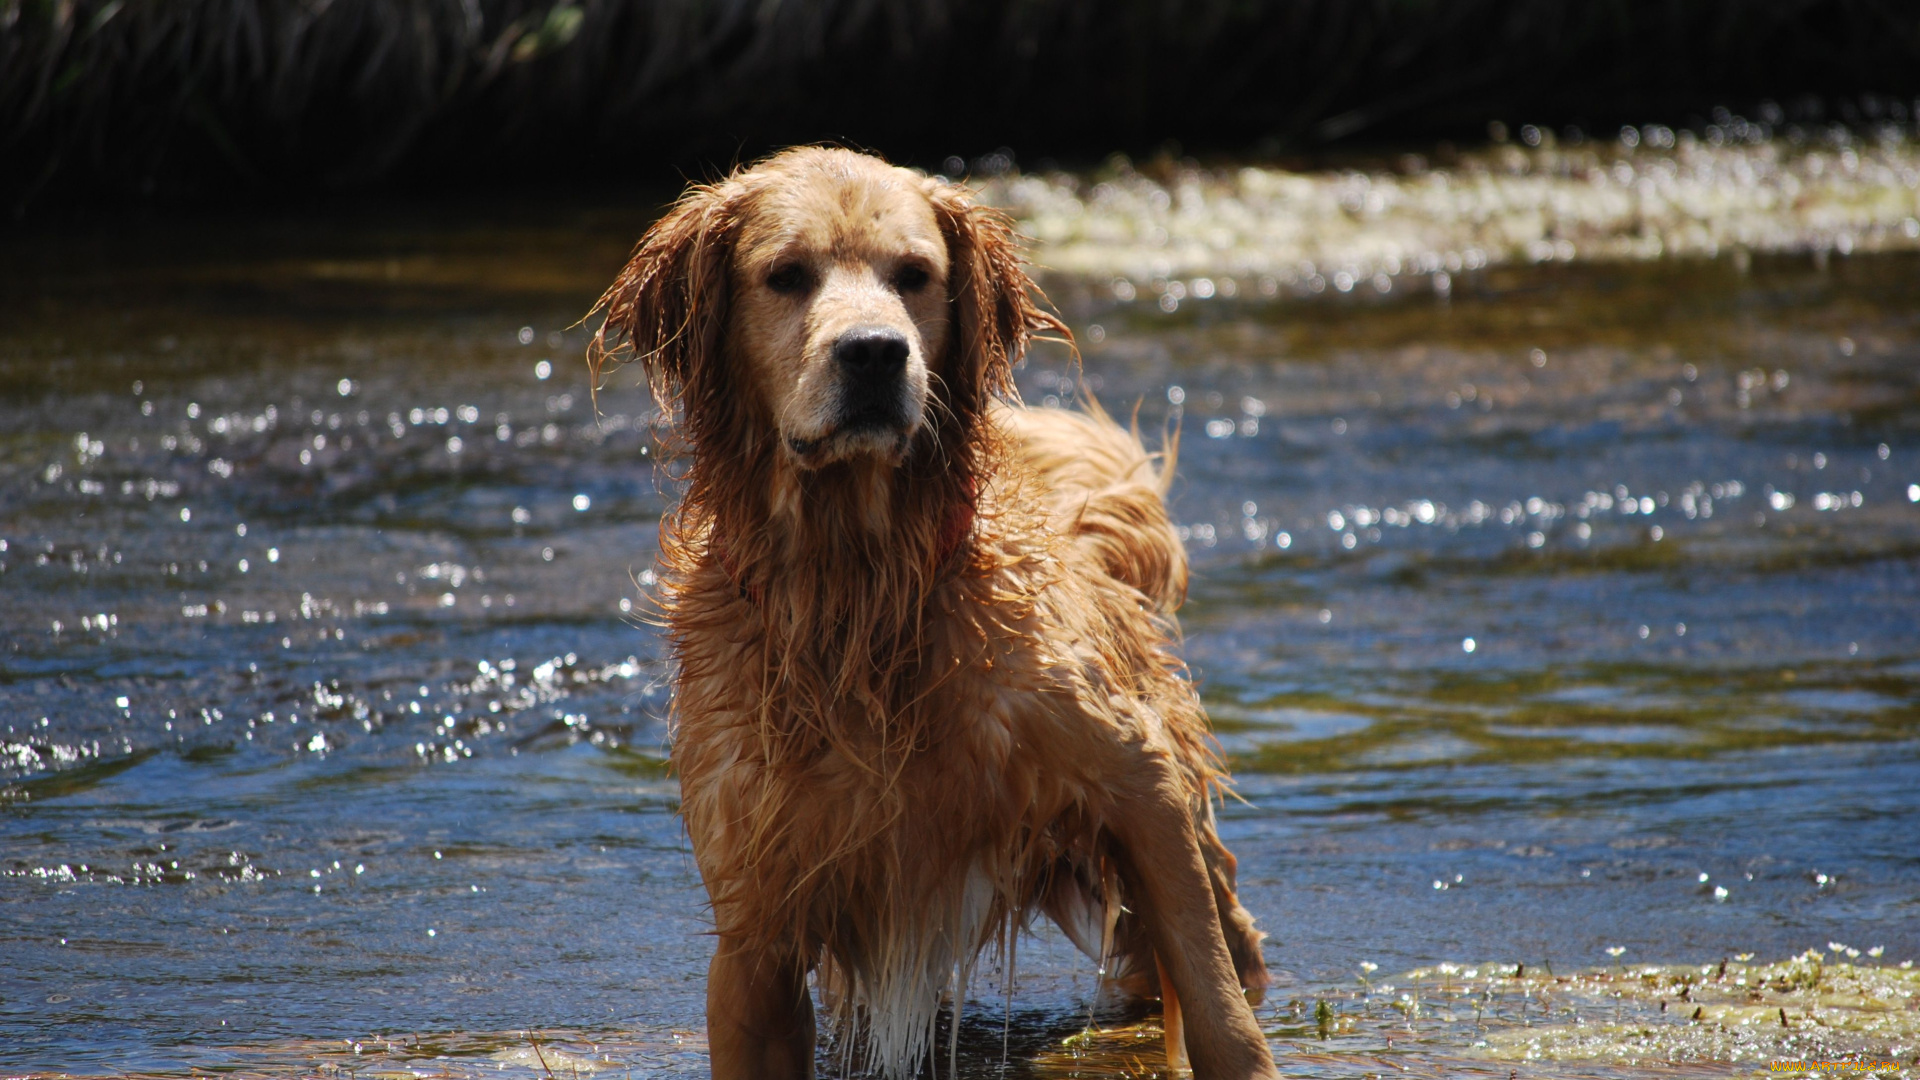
4,0,1920,210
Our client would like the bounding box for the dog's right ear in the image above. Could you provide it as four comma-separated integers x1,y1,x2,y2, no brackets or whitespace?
588,183,737,419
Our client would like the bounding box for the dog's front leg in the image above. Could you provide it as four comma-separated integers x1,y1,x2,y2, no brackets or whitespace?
706,940,814,1080
1109,756,1277,1079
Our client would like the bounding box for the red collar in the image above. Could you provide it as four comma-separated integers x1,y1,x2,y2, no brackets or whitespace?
712,481,976,604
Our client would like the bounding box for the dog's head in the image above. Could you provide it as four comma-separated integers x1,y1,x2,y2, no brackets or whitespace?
591,148,1061,471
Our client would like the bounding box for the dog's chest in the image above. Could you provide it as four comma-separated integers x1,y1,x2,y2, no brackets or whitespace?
676,637,1091,863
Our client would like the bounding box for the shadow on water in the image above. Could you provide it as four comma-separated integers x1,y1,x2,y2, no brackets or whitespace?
2,199,1919,1077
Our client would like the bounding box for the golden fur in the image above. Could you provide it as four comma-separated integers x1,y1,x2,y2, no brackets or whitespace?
590,147,1274,1079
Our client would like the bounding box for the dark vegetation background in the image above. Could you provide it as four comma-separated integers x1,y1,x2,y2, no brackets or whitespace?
3,0,1920,213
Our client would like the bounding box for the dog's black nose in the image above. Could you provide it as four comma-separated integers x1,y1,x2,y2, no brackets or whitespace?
833,328,909,376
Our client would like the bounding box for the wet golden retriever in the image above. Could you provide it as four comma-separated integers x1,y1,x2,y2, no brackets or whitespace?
590,147,1274,1079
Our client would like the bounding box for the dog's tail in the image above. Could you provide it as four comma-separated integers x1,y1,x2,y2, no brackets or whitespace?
997,397,1187,613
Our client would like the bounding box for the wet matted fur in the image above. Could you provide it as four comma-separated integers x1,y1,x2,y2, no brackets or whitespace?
589,147,1276,1080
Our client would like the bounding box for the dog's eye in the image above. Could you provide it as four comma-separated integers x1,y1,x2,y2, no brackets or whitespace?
894,264,931,293
766,264,810,294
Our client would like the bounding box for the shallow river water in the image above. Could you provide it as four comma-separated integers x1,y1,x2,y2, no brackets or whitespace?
3,192,1919,1078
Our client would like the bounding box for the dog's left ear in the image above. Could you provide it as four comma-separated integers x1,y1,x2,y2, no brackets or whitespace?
588,182,738,423
926,180,1069,414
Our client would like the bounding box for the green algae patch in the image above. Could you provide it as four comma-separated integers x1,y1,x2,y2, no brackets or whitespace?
1474,954,1920,1072
1025,955,1920,1079
1216,662,1920,779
